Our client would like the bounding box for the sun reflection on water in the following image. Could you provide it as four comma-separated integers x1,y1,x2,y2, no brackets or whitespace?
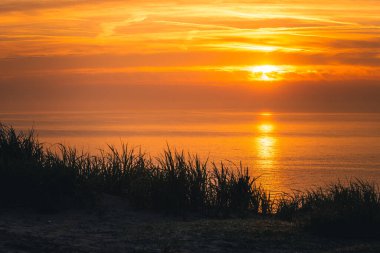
258,123,274,134
256,136,276,159
256,122,276,161
255,121,277,168
254,120,279,190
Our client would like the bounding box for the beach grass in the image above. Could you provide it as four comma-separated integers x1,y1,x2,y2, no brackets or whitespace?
276,180,380,237
1,123,380,237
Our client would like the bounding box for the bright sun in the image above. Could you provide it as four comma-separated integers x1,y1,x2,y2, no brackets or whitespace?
249,65,281,81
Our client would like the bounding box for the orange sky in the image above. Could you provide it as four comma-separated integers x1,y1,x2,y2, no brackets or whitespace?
1,0,380,112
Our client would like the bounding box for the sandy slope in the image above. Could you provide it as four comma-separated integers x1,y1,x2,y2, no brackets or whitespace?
1,195,379,253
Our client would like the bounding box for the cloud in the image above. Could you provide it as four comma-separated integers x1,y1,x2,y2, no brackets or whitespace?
0,0,129,13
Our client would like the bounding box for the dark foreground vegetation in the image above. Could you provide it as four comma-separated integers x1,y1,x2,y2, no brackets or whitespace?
1,123,380,241
2,205,380,253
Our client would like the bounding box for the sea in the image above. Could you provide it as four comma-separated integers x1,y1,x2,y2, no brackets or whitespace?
2,111,380,193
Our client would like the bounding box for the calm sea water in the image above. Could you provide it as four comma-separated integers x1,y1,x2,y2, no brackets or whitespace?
2,111,380,192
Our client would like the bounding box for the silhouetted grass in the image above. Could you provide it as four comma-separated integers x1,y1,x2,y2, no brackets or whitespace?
1,123,380,238
0,124,268,215
276,180,380,238
0,125,79,210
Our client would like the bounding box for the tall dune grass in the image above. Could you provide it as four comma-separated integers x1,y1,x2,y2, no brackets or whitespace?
1,123,380,237
276,180,380,237
0,124,270,215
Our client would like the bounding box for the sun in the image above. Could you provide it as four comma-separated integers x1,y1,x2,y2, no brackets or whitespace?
249,65,281,81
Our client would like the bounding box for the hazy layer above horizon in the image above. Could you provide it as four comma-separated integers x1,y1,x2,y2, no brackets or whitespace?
1,81,380,113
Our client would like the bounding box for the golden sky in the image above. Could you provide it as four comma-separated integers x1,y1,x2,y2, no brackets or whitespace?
1,0,380,111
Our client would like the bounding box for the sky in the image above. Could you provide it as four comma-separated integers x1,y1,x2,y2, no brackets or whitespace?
1,0,380,112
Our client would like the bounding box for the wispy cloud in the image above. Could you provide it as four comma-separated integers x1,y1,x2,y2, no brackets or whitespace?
0,0,379,82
